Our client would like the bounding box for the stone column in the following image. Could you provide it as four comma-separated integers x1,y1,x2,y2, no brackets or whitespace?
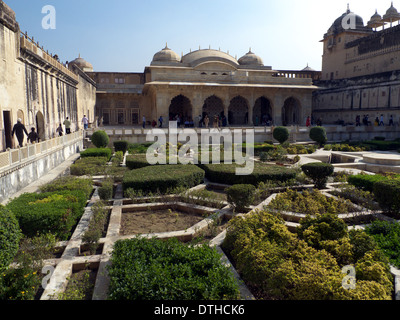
273,94,284,126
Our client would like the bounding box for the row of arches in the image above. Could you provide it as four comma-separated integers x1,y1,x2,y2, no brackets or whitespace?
168,94,302,126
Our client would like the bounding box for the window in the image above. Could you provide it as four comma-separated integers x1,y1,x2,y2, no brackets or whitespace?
115,77,125,84
100,78,109,84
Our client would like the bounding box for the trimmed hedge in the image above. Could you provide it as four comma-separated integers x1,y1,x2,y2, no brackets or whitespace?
199,163,297,186
108,237,239,300
125,154,153,170
39,176,93,199
374,179,400,216
122,164,205,194
301,162,334,189
242,143,275,156
348,174,389,192
6,190,87,240
0,206,22,272
363,140,400,151
273,126,290,144
80,148,112,160
114,141,129,154
309,126,327,146
226,184,256,212
70,157,109,176
91,130,109,148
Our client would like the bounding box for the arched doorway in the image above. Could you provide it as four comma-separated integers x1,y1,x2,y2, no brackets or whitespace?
202,95,224,119
228,96,249,126
253,97,272,126
282,97,301,126
169,95,193,123
36,111,45,141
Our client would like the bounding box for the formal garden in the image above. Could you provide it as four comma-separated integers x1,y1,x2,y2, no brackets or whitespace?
1,126,400,300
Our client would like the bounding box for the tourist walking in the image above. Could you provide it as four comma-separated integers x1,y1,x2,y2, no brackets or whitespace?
11,118,28,148
379,114,384,126
159,116,163,128
63,117,71,134
27,127,39,144
56,123,63,136
82,115,89,130
142,116,146,128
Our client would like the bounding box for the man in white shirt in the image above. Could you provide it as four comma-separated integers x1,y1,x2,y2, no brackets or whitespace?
82,115,89,130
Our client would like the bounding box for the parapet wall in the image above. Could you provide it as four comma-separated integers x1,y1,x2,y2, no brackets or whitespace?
0,131,84,203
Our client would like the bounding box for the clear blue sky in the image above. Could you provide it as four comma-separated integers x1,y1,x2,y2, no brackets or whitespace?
5,0,399,72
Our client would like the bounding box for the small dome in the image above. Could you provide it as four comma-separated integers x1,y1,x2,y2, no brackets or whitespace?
327,6,369,35
302,64,316,72
238,49,264,67
151,44,181,65
383,2,400,23
69,55,93,71
368,10,385,28
181,48,238,67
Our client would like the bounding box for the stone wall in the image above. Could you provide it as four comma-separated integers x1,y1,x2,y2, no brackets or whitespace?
0,0,96,151
0,131,83,203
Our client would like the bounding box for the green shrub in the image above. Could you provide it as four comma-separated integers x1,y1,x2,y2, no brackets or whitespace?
0,233,56,300
374,179,400,216
113,141,129,154
301,162,334,189
82,201,108,255
128,143,153,154
222,210,393,300
226,184,256,212
108,237,239,300
125,154,152,170
122,164,205,194
268,189,357,215
348,174,388,192
39,176,93,199
6,190,87,240
70,157,108,176
113,151,124,165
259,145,288,162
243,143,275,156
98,179,114,201
0,206,22,272
91,130,109,148
309,126,327,146
199,162,297,186
273,126,290,144
363,140,400,151
365,220,400,268
80,148,112,160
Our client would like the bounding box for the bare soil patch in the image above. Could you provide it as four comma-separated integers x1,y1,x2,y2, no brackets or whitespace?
120,209,205,235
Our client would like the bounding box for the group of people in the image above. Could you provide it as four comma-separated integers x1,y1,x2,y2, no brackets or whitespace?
356,114,394,127
306,116,322,127
11,119,39,148
10,115,90,149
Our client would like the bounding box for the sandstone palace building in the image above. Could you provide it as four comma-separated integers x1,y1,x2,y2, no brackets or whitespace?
2,1,400,151
313,4,400,126
87,47,318,129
